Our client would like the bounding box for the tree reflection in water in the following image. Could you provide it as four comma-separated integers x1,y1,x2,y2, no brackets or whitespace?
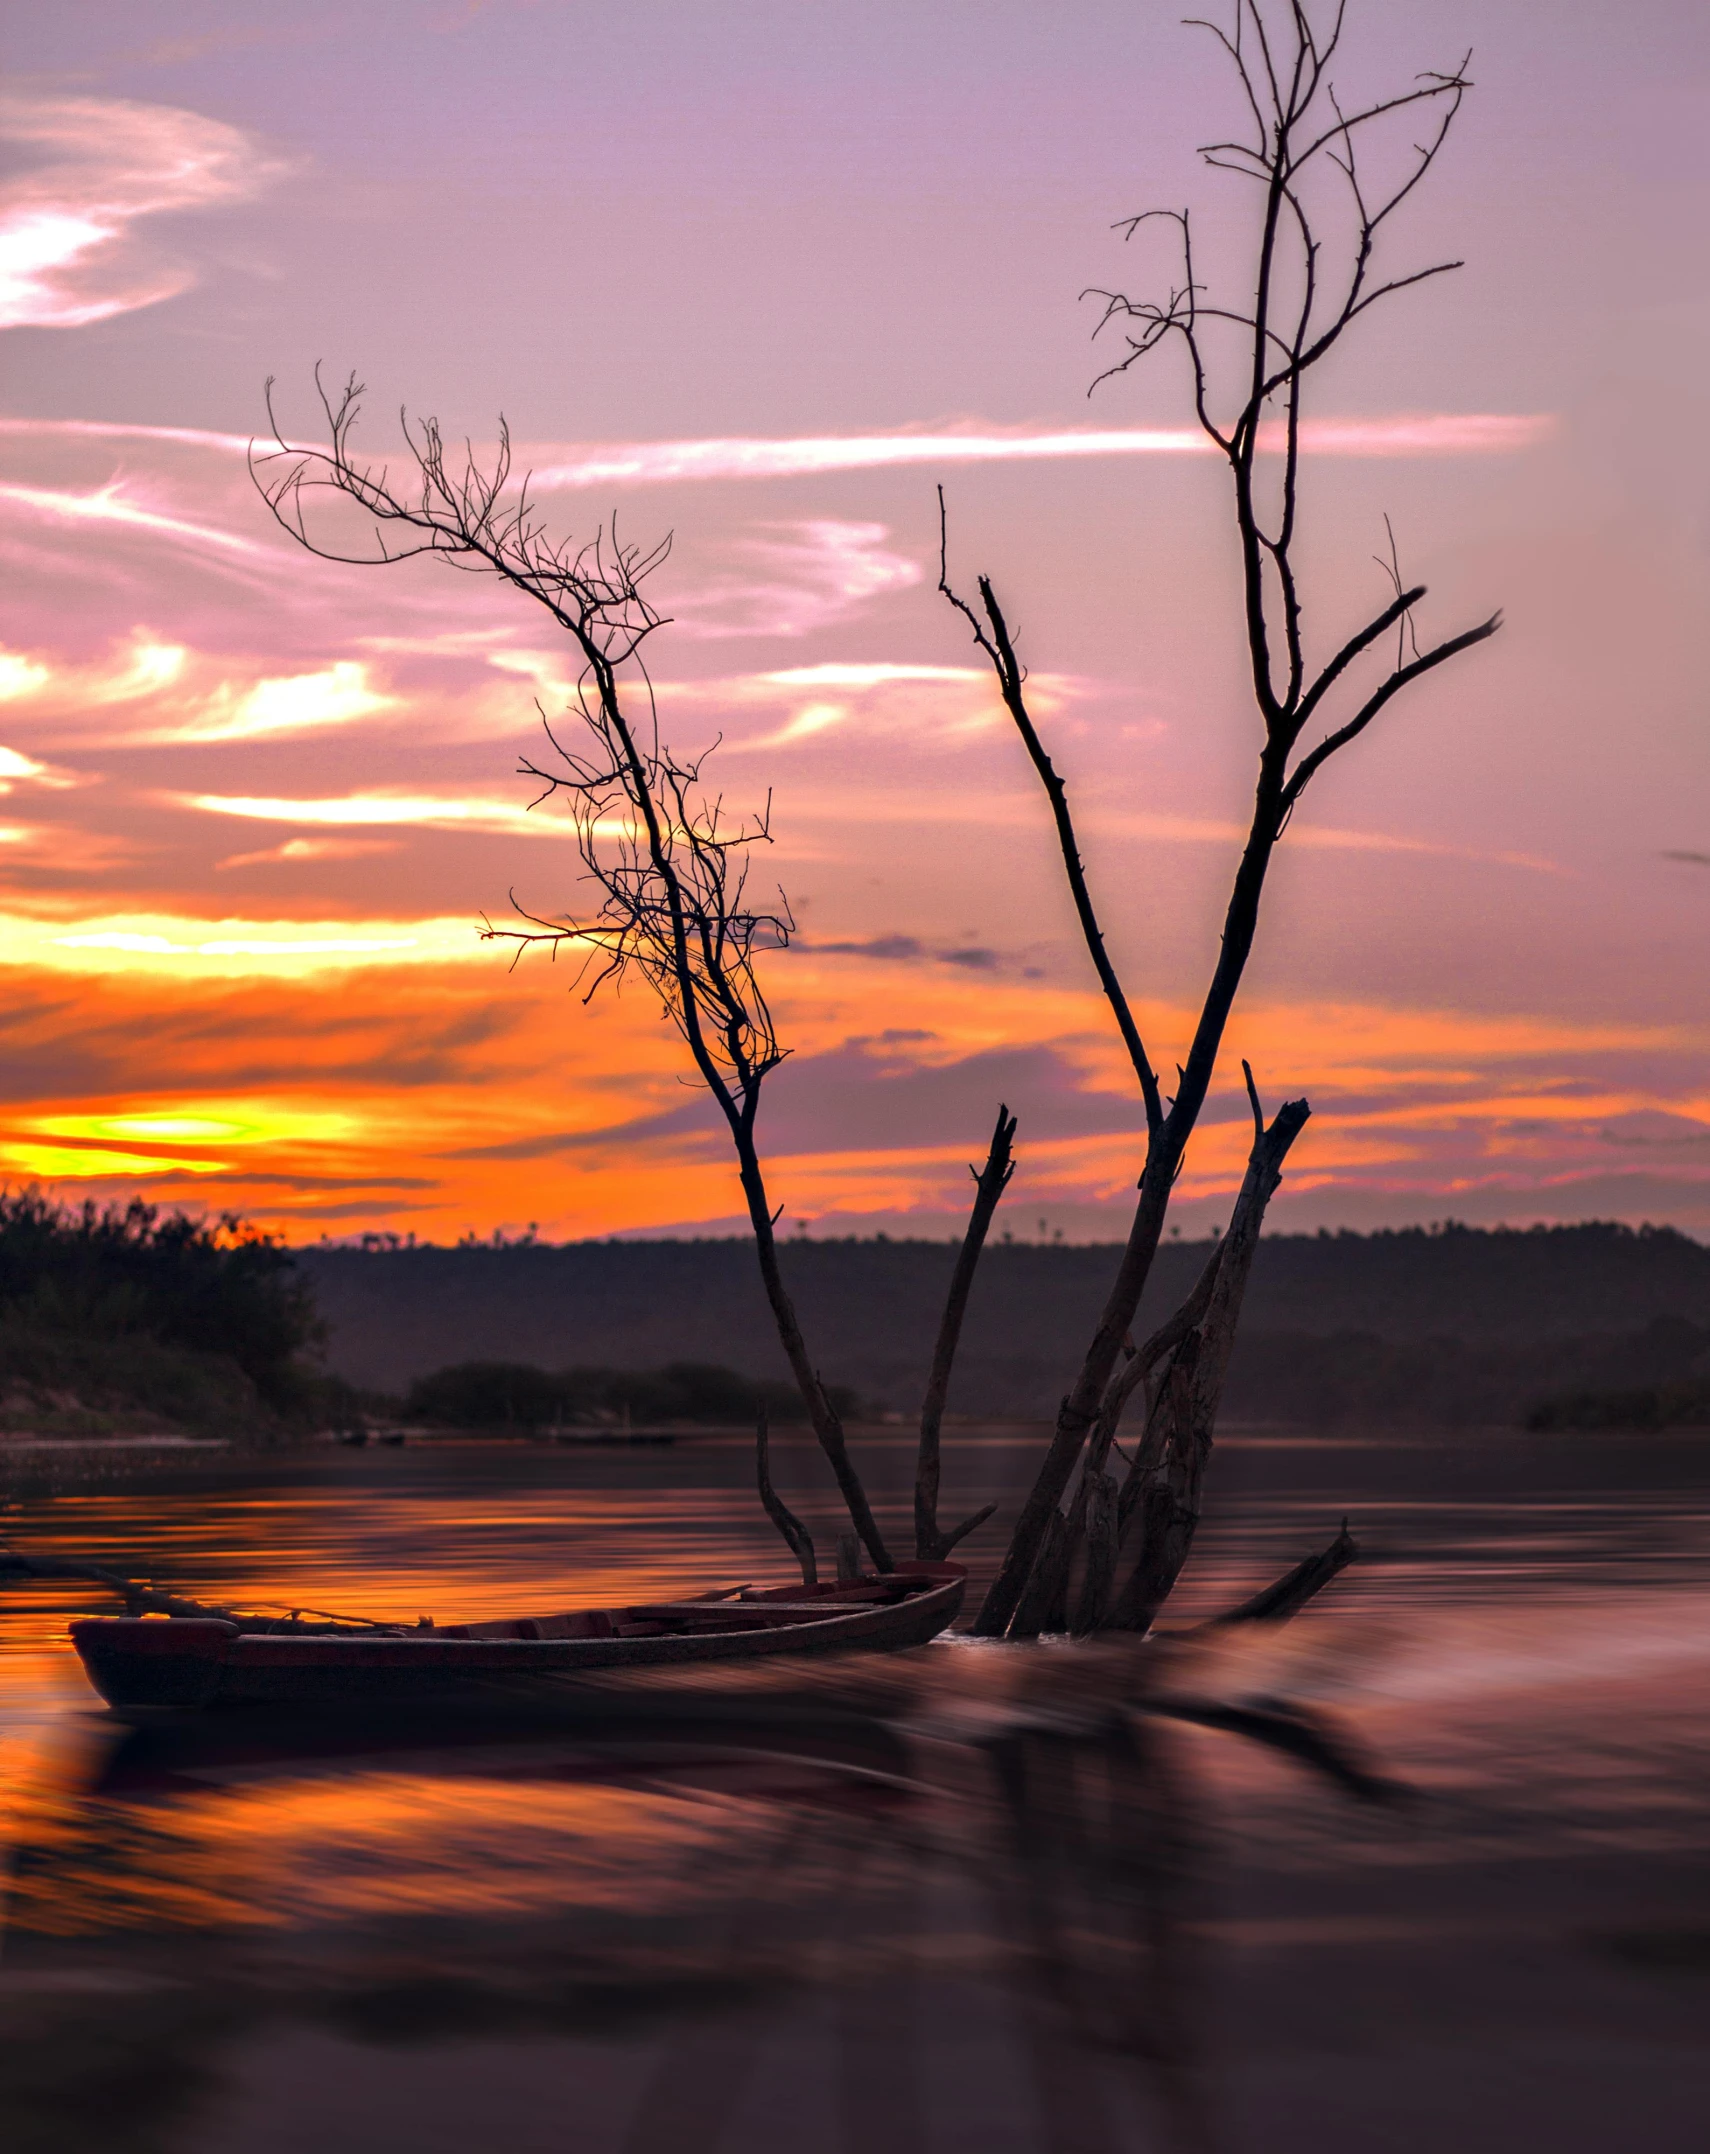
0,1638,1394,2154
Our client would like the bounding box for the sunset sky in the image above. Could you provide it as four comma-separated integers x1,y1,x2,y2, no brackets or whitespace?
2,0,1708,1245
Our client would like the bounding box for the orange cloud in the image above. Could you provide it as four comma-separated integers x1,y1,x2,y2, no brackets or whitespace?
0,927,1699,1243
216,837,403,870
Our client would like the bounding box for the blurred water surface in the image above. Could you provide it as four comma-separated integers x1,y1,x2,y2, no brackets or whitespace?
3,1424,1709,2153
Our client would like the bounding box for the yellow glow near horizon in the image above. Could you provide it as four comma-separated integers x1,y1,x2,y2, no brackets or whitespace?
34,1101,364,1149
0,910,494,976
82,1115,241,1141
1,1142,230,1180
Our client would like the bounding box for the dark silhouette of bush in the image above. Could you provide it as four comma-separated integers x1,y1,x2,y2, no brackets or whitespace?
404,1362,564,1428
1526,1379,1710,1432
0,1192,321,1426
403,1358,860,1430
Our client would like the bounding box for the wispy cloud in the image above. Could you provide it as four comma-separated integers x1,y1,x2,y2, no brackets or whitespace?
672,520,922,639
0,417,258,452
0,480,263,555
1089,808,1566,876
803,933,1004,971
179,789,563,835
216,837,404,870
0,651,51,700
479,652,1037,754
530,414,1556,490
0,742,81,792
0,632,189,713
4,636,413,749
0,95,282,330
137,660,396,745
0,411,1557,470
685,660,1072,753
770,786,1564,875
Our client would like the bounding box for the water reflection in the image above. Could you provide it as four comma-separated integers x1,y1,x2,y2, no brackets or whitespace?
3,1660,1252,2153
5,1428,1710,2152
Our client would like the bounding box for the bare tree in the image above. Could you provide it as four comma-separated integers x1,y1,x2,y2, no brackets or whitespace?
253,0,1495,1633
940,0,1501,1634
252,381,1008,1576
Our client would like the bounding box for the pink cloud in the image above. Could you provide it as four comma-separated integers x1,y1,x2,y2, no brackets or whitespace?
0,95,282,331
530,414,1556,490
0,417,257,452
0,479,263,556
177,789,565,835
672,519,923,639
692,660,1072,754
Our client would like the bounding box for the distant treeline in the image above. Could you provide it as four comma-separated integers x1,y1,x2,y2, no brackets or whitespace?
404,1358,860,1431
0,1193,325,1435
25,1196,1706,1439
299,1222,1710,1430
1219,1318,1710,1430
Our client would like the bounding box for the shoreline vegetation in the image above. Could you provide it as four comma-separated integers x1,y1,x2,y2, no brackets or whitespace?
0,1199,1703,1452
402,1357,861,1435
0,1192,339,1444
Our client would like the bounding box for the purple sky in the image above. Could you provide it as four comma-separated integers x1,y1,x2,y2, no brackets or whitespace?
1,1,1707,1242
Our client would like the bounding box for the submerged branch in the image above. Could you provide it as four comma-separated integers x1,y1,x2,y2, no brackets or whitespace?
1208,1518,1359,1624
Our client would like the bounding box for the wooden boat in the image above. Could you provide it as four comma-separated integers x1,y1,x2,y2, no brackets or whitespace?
68,1563,967,1717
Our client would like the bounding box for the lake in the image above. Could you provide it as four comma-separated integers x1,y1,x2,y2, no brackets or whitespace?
3,1423,1709,2153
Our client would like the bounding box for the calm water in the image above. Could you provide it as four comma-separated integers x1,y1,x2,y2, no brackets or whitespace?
3,1424,1710,2153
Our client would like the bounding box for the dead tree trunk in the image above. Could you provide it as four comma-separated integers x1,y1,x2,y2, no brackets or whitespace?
1104,1085,1311,1631
941,2,1499,1635
1071,1471,1121,1636
1009,1507,1073,1639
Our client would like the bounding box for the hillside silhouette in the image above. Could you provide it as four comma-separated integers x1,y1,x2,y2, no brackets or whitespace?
298,1223,1710,1428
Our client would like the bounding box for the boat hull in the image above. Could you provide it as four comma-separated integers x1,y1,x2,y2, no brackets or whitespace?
70,1566,966,1717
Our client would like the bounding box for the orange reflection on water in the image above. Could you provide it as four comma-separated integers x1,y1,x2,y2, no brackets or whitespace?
0,1466,806,1655
7,1760,757,1942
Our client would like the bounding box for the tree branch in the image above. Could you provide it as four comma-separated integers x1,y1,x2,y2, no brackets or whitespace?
939,493,1164,1131
258,371,893,1574
916,1104,1017,1558
1280,609,1503,817
1291,582,1425,733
